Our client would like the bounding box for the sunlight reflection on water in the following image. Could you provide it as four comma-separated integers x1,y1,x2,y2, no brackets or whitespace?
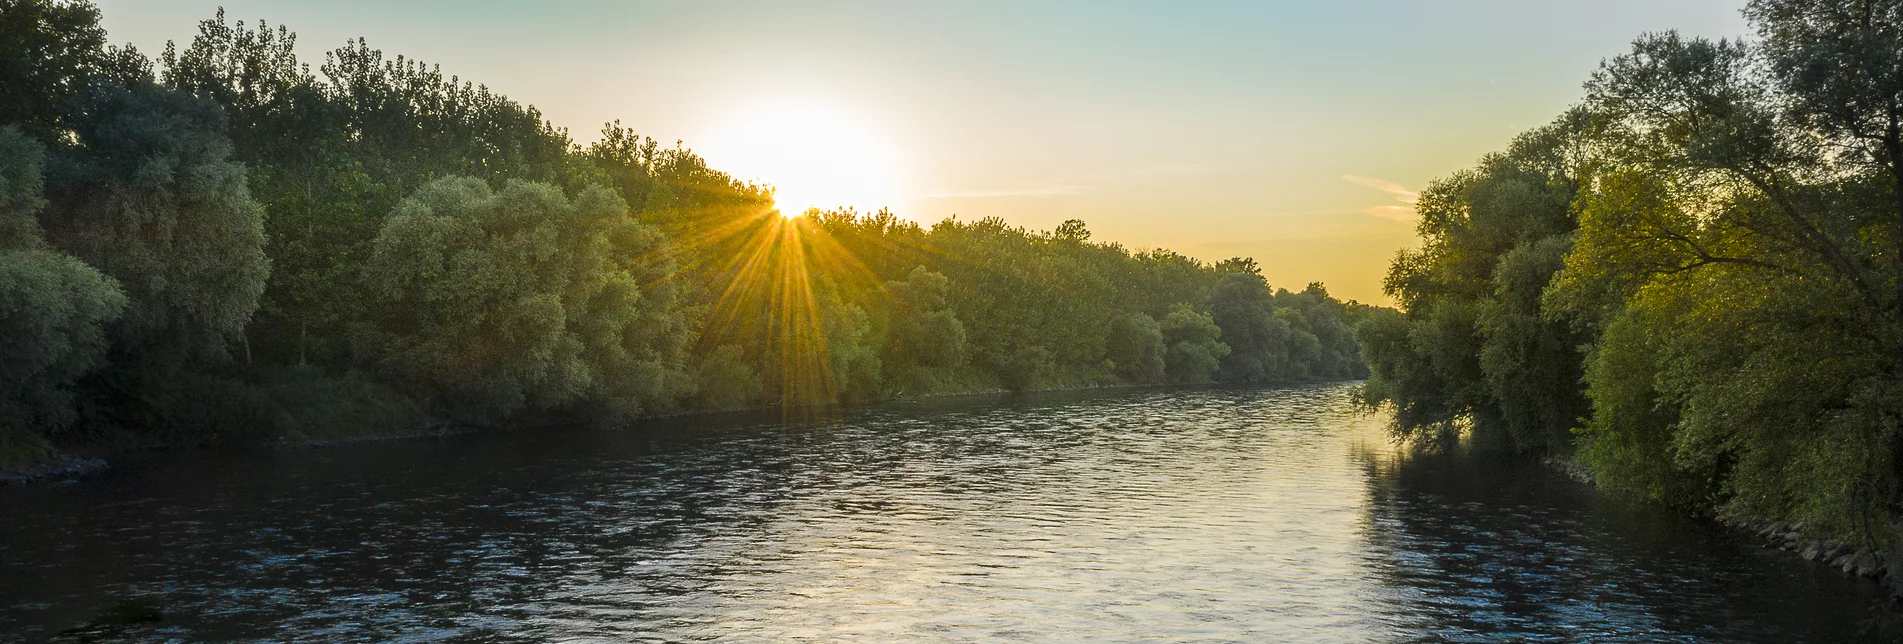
0,383,1889,642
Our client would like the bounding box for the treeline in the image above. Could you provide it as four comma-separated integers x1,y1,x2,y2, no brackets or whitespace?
1359,0,1903,565
0,2,1374,466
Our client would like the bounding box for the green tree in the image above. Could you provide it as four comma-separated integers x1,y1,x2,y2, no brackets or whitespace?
1208,272,1290,383
41,79,269,368
1543,27,1903,546
1276,283,1368,380
0,2,1388,468
0,0,105,142
882,265,967,394
1160,303,1227,384
820,289,882,403
0,250,128,435
1357,112,1589,451
691,344,761,410
0,126,126,442
0,124,47,247
359,177,690,423
1105,312,1166,384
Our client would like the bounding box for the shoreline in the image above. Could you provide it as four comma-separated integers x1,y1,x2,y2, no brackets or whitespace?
0,455,110,485
1737,520,1895,597
0,379,1210,485
1543,454,1901,600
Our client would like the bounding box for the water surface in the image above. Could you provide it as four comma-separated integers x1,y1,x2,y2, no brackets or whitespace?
0,384,1889,642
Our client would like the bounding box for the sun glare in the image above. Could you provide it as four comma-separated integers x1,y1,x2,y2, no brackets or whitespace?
699,100,905,218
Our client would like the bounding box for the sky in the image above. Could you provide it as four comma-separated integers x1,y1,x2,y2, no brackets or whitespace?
96,0,1754,305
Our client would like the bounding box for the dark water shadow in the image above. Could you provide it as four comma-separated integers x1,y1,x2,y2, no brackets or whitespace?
1351,443,1900,643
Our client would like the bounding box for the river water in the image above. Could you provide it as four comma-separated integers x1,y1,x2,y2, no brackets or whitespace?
0,383,1892,642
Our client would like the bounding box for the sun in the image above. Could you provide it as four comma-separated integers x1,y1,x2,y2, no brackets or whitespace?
698,99,905,218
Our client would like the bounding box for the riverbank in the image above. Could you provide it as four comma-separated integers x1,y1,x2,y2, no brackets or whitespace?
1542,454,1902,602
1742,521,1896,598
0,378,1182,485
0,455,108,485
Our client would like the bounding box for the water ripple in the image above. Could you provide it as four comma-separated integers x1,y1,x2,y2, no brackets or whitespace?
0,384,1889,642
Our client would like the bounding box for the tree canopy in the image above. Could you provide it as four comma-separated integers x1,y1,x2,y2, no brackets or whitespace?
0,2,1375,467
1361,0,1903,567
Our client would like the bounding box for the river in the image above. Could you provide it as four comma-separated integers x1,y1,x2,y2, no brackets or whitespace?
0,383,1892,642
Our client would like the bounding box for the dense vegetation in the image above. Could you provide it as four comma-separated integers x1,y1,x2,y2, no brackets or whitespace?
0,2,1374,468
1360,0,1903,571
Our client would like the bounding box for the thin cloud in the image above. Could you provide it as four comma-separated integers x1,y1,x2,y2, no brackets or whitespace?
1342,174,1419,221
1129,164,1212,177
923,165,1223,200
921,185,1094,199
1361,204,1418,221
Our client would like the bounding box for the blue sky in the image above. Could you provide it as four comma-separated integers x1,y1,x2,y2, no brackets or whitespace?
97,0,1753,303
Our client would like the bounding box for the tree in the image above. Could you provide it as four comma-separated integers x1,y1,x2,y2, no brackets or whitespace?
1276,283,1368,380
0,124,46,248
1104,312,1165,384
359,177,691,423
1208,272,1290,383
691,344,761,410
882,266,967,394
0,0,105,142
0,126,125,439
820,290,882,403
1543,27,1903,543
1358,112,1589,451
1366,6,1903,563
40,79,269,368
0,2,1388,467
1160,304,1227,384
0,249,127,436
1748,0,1903,235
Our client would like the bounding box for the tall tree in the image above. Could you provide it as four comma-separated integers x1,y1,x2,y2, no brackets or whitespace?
0,126,125,441
359,177,691,423
41,78,269,368
0,0,105,142
1209,271,1290,384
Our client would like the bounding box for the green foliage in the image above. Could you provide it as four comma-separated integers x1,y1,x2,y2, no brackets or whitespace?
1360,113,1588,452
0,126,126,440
154,10,609,369
0,0,105,143
1368,3,1903,560
921,216,1115,389
1209,272,1290,383
0,3,1381,474
692,344,762,410
1558,22,1903,546
1477,236,1589,454
1159,304,1227,384
882,266,968,394
0,126,48,247
41,79,269,368
820,290,883,403
0,427,58,471
1567,289,1699,502
57,364,425,450
0,250,126,436
359,177,690,424
1275,283,1370,380
806,213,1368,394
1202,275,1370,387
1105,312,1166,384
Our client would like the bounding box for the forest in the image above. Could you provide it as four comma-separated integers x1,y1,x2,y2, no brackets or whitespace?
0,1,1375,469
1359,0,1903,573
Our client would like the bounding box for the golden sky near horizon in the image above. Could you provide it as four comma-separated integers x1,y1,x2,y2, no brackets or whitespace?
98,0,1755,305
